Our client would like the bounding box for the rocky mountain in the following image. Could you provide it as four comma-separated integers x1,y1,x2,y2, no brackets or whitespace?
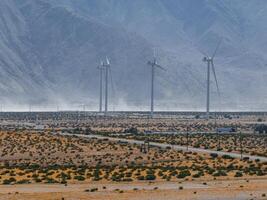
0,0,267,111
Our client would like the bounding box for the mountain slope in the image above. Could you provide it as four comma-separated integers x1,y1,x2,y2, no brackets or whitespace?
0,0,267,110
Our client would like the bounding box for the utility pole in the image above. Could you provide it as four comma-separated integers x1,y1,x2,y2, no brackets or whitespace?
239,131,243,160
186,126,189,151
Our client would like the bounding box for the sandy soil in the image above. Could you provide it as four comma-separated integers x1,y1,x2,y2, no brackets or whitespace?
0,179,267,200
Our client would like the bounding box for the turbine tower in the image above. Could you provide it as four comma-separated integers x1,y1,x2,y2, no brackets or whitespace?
97,61,105,112
97,57,111,115
147,50,166,118
202,40,221,120
104,57,110,114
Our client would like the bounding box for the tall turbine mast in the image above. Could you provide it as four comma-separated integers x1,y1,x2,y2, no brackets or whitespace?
97,61,105,112
203,56,211,119
202,40,222,120
147,49,166,118
104,57,110,115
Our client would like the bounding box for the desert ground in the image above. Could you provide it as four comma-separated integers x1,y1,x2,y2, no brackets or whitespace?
0,112,266,199
0,179,267,200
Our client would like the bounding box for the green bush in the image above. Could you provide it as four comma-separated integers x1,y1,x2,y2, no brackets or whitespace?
213,170,227,177
222,155,233,160
74,175,85,181
16,179,30,184
145,174,156,180
177,170,191,179
210,153,218,159
3,178,16,185
45,178,58,184
192,171,204,178
234,171,243,177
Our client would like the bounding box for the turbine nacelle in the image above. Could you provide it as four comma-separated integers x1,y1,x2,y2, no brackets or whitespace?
147,60,166,71
147,60,155,66
99,57,110,68
97,61,105,70
203,56,212,62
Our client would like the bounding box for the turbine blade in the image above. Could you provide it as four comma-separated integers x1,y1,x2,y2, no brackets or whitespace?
211,60,220,97
155,64,167,71
106,57,110,65
212,38,222,59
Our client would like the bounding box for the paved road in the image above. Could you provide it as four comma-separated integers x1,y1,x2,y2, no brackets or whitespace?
60,133,267,162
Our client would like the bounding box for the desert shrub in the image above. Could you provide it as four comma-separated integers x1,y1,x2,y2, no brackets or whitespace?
74,175,85,181
29,164,40,170
222,155,233,160
34,178,42,183
16,179,30,184
93,169,101,181
213,170,227,177
85,188,98,192
177,170,191,179
145,174,156,180
45,178,58,184
192,171,204,178
3,177,16,185
234,171,243,177
256,170,265,176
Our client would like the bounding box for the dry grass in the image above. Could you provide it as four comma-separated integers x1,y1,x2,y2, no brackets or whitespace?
0,131,267,185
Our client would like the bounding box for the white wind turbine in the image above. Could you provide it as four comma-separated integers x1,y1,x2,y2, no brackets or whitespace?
98,57,111,115
147,50,166,118
104,57,111,114
97,61,105,113
202,40,222,120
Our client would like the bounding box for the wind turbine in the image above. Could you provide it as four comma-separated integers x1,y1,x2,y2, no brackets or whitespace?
97,61,105,113
104,57,111,114
98,57,111,115
202,40,222,120
147,50,166,118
